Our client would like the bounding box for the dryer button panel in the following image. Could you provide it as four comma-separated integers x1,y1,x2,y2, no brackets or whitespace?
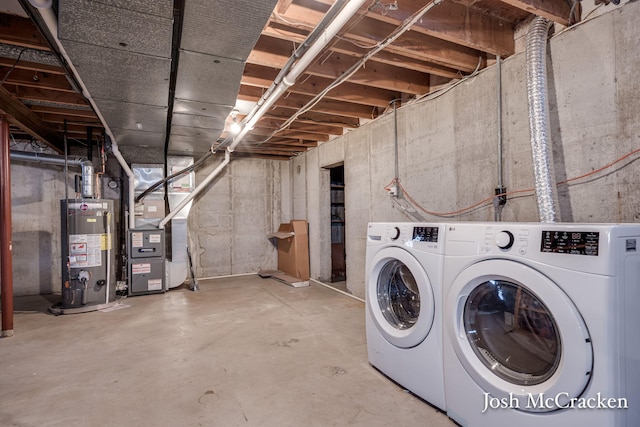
540,230,599,256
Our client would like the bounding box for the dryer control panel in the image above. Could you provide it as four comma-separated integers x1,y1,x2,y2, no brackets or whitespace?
540,230,599,256
482,227,531,255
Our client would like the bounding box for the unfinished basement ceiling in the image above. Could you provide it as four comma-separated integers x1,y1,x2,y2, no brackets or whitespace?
1,0,583,161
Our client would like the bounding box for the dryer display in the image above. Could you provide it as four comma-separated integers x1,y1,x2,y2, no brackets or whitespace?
540,230,599,255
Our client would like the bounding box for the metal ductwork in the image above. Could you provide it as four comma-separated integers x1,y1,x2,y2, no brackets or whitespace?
526,17,559,223
10,150,85,167
10,150,97,198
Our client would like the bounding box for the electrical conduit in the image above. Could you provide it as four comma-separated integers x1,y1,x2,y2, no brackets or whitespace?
526,17,559,223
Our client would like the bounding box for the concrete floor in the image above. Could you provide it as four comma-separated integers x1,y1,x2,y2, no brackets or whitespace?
0,275,456,427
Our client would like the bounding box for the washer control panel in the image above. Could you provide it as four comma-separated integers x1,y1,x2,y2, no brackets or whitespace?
413,226,439,243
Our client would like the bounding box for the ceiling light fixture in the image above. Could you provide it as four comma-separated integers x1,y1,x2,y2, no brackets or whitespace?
229,110,241,135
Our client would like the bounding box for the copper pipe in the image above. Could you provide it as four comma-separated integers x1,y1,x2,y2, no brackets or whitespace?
0,115,14,337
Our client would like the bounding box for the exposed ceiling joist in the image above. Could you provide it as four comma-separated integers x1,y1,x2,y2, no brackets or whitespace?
499,0,574,25
2,0,594,160
0,85,63,152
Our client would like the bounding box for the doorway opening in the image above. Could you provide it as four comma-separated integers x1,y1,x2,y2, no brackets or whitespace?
329,165,346,284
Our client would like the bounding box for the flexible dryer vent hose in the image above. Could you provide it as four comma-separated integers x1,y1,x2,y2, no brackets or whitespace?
526,17,558,223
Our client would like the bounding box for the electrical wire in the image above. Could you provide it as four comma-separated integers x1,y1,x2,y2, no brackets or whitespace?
1,48,27,86
260,0,444,145
387,146,640,218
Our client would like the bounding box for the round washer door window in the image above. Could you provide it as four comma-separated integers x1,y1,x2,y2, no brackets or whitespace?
368,247,435,348
377,259,420,330
446,259,592,412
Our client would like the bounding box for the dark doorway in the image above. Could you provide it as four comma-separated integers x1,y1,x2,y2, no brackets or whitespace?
330,166,346,282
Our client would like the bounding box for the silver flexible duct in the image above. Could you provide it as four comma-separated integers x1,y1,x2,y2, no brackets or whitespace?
526,17,558,223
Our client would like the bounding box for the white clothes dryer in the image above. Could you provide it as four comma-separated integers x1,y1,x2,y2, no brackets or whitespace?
365,222,446,411
442,222,640,427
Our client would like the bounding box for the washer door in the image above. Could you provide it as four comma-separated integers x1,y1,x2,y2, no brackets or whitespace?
446,259,593,412
368,247,435,348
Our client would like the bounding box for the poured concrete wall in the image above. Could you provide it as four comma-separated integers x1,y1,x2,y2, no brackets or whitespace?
296,3,640,299
8,4,637,297
189,157,283,278
9,156,123,297
10,162,66,296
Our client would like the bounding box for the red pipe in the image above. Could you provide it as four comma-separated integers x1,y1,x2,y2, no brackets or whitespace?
0,115,14,337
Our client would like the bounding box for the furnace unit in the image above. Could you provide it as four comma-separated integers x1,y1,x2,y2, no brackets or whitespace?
128,228,165,296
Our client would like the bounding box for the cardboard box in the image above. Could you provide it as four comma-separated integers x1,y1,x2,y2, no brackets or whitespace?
269,220,310,280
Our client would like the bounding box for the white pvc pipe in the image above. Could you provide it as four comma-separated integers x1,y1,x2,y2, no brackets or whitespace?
228,0,367,152
159,2,365,227
34,4,136,229
111,143,136,229
158,149,231,229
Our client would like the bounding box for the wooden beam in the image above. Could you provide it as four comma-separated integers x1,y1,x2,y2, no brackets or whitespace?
9,85,89,107
28,105,97,118
0,57,66,75
256,117,344,136
498,0,573,26
37,113,102,127
241,136,318,148
263,23,463,79
266,108,360,128
0,14,50,51
242,64,400,108
272,3,481,72
251,127,330,141
230,151,294,161
238,85,377,119
0,67,76,92
0,85,63,152
314,0,515,56
250,36,431,95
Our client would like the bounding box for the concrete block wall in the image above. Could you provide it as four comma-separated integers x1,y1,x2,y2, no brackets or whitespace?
294,3,640,299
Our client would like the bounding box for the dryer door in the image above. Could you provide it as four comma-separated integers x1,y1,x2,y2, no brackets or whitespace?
368,247,435,348
446,259,593,412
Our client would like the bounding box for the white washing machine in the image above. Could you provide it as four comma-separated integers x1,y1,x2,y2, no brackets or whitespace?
442,222,640,427
365,222,446,411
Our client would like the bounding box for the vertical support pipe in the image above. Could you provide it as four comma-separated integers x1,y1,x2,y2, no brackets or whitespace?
0,115,14,337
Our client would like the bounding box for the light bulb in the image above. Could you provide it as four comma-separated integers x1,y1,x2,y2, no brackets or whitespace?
230,120,241,135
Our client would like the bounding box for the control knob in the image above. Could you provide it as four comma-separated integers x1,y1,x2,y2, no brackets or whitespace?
496,230,515,250
391,226,401,240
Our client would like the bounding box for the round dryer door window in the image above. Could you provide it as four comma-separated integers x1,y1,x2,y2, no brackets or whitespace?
446,259,593,412
368,247,435,348
464,280,561,386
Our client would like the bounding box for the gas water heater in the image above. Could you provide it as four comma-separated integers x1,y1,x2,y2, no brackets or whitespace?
60,199,116,308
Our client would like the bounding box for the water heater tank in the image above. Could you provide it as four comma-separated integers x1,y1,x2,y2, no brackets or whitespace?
60,199,116,308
